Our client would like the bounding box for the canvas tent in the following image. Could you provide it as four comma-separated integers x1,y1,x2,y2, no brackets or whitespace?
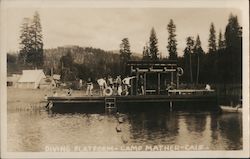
17,70,46,89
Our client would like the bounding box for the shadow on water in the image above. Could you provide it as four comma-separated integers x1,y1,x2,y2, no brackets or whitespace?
50,101,220,114
50,103,105,114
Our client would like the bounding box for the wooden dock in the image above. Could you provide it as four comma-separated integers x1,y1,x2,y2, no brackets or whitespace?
47,93,219,112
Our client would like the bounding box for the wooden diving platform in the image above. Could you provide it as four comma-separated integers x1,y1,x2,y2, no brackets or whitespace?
46,92,219,112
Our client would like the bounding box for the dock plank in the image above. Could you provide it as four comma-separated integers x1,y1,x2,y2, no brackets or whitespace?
47,94,217,104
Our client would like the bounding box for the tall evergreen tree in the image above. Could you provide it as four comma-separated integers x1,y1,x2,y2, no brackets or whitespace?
184,36,194,83
224,14,242,83
167,19,178,60
225,14,241,48
19,18,31,65
18,11,44,68
30,11,44,68
208,23,217,53
120,38,131,74
193,35,204,84
218,30,225,50
142,44,150,60
149,27,159,60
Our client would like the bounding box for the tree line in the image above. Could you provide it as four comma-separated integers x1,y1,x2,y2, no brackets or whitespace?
9,12,242,85
140,15,242,85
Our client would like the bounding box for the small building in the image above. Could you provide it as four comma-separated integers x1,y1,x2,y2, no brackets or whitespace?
39,77,56,89
17,70,46,89
7,74,21,87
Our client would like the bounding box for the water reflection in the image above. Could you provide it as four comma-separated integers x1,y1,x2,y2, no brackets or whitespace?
184,112,207,133
210,114,220,145
128,111,179,145
7,108,242,152
218,113,242,150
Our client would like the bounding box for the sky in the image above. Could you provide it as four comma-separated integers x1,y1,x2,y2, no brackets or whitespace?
3,7,241,57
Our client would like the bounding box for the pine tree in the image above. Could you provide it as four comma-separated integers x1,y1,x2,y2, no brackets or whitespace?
142,44,150,60
30,11,44,68
120,38,131,74
225,14,241,48
218,30,225,50
224,14,242,83
149,27,159,60
167,19,178,60
208,23,217,53
184,36,194,83
18,11,44,68
193,35,204,84
19,18,31,65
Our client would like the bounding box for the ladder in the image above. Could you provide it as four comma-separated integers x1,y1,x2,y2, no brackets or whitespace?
105,97,116,109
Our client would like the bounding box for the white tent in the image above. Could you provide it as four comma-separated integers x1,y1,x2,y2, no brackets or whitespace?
17,70,46,89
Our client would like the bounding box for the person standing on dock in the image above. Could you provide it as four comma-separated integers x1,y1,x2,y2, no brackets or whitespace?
107,75,114,89
138,75,145,95
97,77,107,96
79,79,83,90
116,75,122,96
122,76,135,95
86,77,93,96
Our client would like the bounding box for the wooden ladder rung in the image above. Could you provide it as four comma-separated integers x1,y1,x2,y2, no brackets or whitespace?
105,97,116,109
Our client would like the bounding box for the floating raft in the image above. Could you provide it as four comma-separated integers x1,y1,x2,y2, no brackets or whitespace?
220,105,242,113
47,92,219,112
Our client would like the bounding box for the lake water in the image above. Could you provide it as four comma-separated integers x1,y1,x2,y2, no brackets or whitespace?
7,108,242,152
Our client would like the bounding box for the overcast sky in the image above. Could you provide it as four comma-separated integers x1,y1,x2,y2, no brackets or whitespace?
3,7,241,57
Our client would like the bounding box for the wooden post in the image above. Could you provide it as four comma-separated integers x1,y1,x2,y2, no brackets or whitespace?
136,73,138,95
158,73,160,94
51,67,53,76
130,66,133,95
176,73,179,89
131,78,133,95
171,66,174,83
144,73,146,95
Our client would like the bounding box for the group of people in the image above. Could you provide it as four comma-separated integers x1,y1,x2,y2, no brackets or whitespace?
86,75,143,96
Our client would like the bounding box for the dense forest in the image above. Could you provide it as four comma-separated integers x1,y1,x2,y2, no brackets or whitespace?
7,12,242,86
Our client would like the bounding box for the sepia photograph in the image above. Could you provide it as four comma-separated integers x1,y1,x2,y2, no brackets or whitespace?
0,0,249,158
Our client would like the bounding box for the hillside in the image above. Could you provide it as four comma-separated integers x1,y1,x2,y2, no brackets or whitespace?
7,45,141,79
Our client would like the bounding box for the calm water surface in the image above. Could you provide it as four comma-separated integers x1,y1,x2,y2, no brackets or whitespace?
7,108,242,152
